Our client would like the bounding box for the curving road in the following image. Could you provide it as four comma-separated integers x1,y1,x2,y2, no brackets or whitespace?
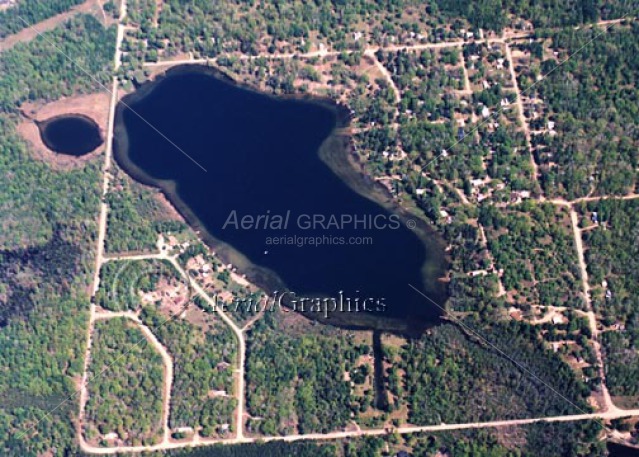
85,249,247,448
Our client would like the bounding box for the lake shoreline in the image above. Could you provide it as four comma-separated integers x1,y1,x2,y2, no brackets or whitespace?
112,64,449,336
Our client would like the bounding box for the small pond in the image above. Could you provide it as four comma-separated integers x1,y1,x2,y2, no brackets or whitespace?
38,114,103,156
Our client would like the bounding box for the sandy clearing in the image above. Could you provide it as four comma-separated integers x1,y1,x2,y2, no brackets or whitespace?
17,92,111,169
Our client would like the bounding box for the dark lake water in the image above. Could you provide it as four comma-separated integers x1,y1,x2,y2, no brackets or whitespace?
38,114,103,156
113,66,448,334
609,443,639,457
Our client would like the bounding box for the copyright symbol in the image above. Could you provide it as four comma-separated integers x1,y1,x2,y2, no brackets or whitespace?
406,219,416,230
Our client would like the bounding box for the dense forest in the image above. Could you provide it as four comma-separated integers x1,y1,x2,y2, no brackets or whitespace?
0,14,114,456
245,310,367,436
434,0,631,31
105,172,186,253
0,117,103,249
396,322,592,425
0,226,84,326
165,441,337,457
480,202,583,308
522,25,639,199
0,16,114,113
0,0,84,38
396,421,605,457
83,318,165,446
379,47,464,123
579,199,639,400
141,306,238,436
